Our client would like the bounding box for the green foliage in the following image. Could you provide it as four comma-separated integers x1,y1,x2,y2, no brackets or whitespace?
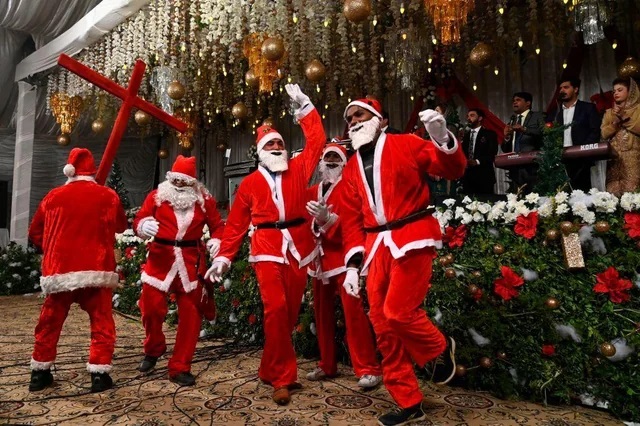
107,160,131,210
534,123,570,196
0,242,41,295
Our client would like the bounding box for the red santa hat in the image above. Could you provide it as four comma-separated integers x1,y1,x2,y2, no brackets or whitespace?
63,148,97,177
323,142,347,163
166,155,197,184
255,124,284,152
343,97,383,121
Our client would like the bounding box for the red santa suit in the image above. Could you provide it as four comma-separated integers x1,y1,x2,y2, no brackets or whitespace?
29,148,128,374
338,99,466,409
133,155,224,378
306,144,381,380
215,105,325,390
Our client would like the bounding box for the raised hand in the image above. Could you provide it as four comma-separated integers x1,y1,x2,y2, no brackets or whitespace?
419,109,449,144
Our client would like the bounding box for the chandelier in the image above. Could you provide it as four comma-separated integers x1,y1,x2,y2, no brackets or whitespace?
572,0,608,45
424,0,475,45
174,110,197,151
50,92,84,135
243,33,285,94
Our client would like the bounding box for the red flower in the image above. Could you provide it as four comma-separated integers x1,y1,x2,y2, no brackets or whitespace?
169,293,176,303
232,299,240,308
493,266,525,301
125,247,135,259
218,285,225,293
593,267,633,304
542,344,556,356
624,212,640,240
472,289,483,301
514,211,538,239
444,225,468,248
248,313,257,324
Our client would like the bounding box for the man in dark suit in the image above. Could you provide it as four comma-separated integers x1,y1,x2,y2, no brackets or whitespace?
461,108,498,196
555,77,602,191
381,110,402,134
502,92,545,193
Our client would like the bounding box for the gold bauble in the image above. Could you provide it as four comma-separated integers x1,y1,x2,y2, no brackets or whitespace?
57,134,70,146
545,229,560,241
343,0,372,23
438,256,449,266
479,357,493,368
167,80,186,100
496,351,507,360
134,110,151,126
217,143,228,152
91,119,105,134
261,37,285,61
305,59,326,82
444,253,455,264
594,221,610,234
469,42,495,68
158,148,169,159
545,297,560,310
262,117,275,127
231,102,248,120
493,244,505,255
468,284,479,295
618,56,640,79
560,221,574,235
455,365,467,377
600,342,616,357
245,69,260,90
445,268,457,279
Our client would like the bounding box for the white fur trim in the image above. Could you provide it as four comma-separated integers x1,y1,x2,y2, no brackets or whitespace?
213,256,232,267
166,171,197,185
314,266,347,281
257,131,284,152
65,175,96,184
248,254,286,263
313,213,338,236
173,205,195,240
343,100,383,120
63,164,75,177
431,130,459,154
86,363,112,374
344,246,365,266
323,146,347,163
31,358,53,371
136,216,156,238
40,271,119,295
294,103,315,121
173,246,198,293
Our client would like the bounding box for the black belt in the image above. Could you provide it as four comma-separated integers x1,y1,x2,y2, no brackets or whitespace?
154,237,199,247
254,217,306,230
363,207,435,233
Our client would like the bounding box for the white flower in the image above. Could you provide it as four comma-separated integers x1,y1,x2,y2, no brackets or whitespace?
477,203,491,214
462,196,472,204
6,282,12,288
461,213,473,225
556,203,569,215
472,212,484,223
229,313,238,323
555,191,568,204
525,193,540,204
223,278,232,290
454,206,465,220
443,198,456,208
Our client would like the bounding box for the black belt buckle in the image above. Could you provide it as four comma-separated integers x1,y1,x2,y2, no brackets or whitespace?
274,222,284,229
173,240,181,247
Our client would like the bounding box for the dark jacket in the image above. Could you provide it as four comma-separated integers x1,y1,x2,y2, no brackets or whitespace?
462,127,499,186
554,100,601,145
502,110,545,153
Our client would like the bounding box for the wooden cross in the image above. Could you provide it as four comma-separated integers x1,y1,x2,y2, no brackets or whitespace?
58,54,188,185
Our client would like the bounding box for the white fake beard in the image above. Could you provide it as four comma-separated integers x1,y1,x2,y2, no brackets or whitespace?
258,149,289,172
348,116,381,150
156,181,203,210
319,160,344,184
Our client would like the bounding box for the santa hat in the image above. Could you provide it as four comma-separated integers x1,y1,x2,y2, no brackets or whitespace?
63,148,97,177
343,97,383,121
323,142,347,163
255,124,284,152
166,155,197,184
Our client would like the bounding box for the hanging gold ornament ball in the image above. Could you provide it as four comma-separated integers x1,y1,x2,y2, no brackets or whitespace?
91,119,105,134
545,297,560,310
497,351,507,360
468,284,479,295
231,102,248,120
445,268,457,279
262,117,275,127
343,0,372,23
261,37,285,61
545,229,560,241
594,221,611,234
57,134,71,146
134,110,151,126
182,140,194,151
472,271,482,278
455,365,467,377
158,148,169,159
618,56,640,79
560,221,575,235
245,69,260,90
469,42,495,68
217,143,228,152
305,59,326,82
479,357,493,368
600,342,616,357
493,244,505,255
444,253,455,264
167,80,186,100
438,256,449,266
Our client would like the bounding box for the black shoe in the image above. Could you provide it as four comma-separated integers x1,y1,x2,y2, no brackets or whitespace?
29,369,53,392
138,355,158,373
170,372,196,387
90,372,113,393
429,336,457,385
377,402,426,426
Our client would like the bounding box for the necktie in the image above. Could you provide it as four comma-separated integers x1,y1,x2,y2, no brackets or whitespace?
468,130,477,159
514,115,523,152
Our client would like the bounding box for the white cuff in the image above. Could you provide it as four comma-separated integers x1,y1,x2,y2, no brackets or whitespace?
213,256,232,267
313,213,338,236
431,130,459,154
295,103,315,121
86,363,112,374
344,246,365,266
136,216,155,238
31,358,53,371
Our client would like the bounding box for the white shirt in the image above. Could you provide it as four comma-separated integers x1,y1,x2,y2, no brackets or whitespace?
562,101,577,147
512,109,530,152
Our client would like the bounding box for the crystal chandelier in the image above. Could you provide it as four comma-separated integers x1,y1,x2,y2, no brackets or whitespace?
424,0,475,45
243,33,285,94
573,0,608,45
50,92,84,135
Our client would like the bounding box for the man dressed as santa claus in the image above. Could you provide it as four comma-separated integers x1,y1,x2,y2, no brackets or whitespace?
338,99,466,426
28,148,128,393
206,84,325,405
305,141,382,389
133,155,224,387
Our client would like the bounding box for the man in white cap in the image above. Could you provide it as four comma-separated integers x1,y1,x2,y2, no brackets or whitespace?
338,97,466,425
206,84,325,405
305,141,382,389
28,147,128,393
133,155,224,386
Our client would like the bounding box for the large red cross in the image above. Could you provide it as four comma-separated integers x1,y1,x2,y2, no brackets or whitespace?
58,54,188,185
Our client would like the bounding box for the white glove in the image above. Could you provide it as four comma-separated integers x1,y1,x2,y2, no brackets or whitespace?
306,200,333,225
206,239,221,258
139,220,159,239
343,268,361,298
419,109,449,144
285,83,311,109
204,261,229,283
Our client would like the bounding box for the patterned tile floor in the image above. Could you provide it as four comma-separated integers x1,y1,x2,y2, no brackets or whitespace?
0,295,622,425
